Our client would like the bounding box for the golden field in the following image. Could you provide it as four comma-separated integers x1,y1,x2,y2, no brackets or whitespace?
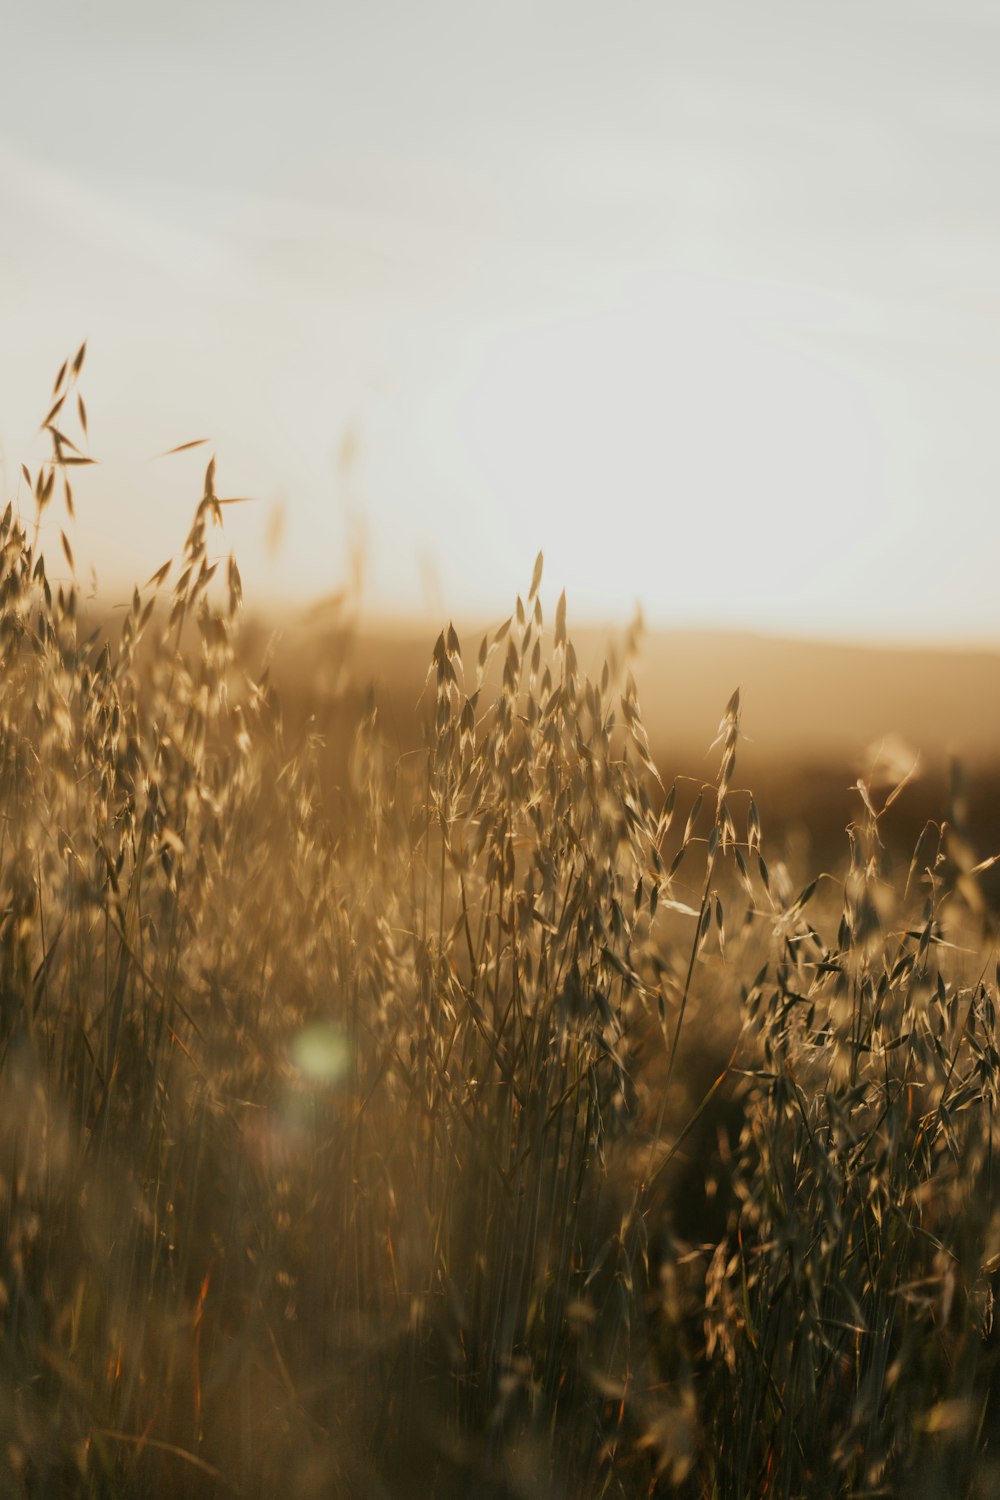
2,358,1000,1498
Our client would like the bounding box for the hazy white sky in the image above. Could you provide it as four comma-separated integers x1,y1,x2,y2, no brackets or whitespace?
3,0,1000,641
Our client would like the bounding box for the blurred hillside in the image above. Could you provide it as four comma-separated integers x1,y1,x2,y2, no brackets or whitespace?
249,615,1000,877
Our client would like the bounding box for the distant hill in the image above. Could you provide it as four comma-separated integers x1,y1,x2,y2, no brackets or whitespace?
228,611,1000,868
268,616,1000,770
620,628,1000,770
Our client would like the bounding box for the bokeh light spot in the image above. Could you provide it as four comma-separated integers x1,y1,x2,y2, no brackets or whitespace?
290,1021,350,1086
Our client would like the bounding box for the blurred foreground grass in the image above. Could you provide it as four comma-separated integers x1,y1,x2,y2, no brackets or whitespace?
3,361,1000,1497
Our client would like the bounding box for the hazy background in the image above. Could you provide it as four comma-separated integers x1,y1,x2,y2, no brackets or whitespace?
3,0,1000,645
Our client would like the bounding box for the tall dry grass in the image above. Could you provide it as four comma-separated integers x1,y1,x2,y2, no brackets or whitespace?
1,356,998,1497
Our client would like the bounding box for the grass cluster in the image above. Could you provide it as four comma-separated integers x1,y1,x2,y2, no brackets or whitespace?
2,358,999,1497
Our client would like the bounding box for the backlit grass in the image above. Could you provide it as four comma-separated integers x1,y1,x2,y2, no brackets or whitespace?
2,356,999,1497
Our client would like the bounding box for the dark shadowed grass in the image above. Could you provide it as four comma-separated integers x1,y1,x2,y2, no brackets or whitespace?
1,358,999,1497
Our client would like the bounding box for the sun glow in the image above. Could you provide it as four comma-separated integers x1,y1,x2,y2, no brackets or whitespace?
391,271,888,630
3,3,1000,644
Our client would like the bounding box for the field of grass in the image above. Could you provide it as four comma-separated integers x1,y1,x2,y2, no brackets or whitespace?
3,360,1000,1497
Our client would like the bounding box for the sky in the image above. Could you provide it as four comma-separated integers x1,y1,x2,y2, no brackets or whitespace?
2,0,1000,642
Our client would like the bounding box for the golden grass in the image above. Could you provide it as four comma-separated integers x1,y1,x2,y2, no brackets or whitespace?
1,356,999,1497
